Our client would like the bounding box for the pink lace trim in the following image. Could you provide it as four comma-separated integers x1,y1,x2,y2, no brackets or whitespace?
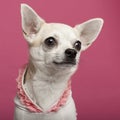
16,64,71,113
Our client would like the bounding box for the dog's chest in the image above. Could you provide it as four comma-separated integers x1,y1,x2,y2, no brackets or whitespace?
24,77,67,111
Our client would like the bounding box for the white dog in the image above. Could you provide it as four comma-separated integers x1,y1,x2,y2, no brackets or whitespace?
14,4,103,120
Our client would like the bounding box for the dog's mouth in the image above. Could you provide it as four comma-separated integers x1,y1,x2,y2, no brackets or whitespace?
53,59,76,66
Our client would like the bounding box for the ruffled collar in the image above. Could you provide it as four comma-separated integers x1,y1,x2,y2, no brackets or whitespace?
16,64,71,113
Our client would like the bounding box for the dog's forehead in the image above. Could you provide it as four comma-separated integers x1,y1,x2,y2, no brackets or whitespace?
40,23,79,39
31,23,80,47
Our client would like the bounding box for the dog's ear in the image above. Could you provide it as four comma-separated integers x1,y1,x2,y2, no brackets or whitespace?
21,4,45,43
74,18,104,51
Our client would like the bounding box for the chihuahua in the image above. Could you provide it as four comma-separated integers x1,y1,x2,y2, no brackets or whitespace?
14,4,103,120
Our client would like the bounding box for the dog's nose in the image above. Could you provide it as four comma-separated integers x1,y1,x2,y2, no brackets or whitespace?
65,49,77,59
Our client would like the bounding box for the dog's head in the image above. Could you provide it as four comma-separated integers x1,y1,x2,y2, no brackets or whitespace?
21,4,103,75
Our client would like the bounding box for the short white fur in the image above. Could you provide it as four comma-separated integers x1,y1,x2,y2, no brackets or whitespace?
14,3,104,120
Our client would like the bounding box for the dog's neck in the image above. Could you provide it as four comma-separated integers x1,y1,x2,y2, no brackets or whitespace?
24,61,73,112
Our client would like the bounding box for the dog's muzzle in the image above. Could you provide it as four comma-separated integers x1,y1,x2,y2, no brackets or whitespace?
54,49,77,65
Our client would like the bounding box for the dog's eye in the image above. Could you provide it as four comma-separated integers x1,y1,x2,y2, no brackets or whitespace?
44,37,57,48
74,41,81,51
